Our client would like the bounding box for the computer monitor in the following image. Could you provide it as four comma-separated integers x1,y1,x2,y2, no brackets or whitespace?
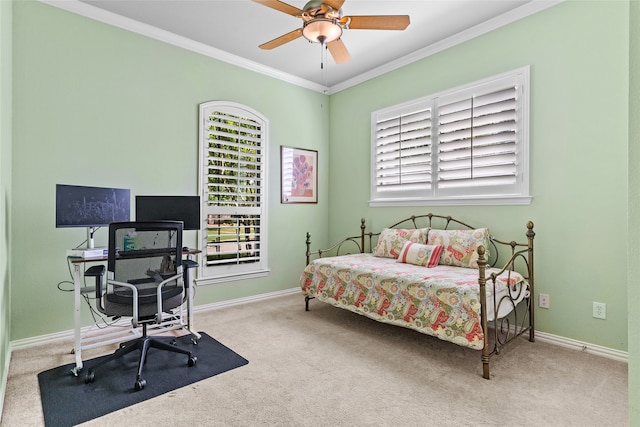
135,195,201,231
56,184,131,248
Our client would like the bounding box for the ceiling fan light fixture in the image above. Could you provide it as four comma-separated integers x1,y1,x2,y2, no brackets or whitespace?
302,18,342,44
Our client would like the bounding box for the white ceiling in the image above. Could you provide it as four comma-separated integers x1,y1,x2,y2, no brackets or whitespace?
48,0,560,93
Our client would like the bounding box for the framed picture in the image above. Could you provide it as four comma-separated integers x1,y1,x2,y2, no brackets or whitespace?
281,146,318,204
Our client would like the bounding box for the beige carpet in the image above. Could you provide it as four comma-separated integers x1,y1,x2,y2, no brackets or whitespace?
2,292,628,426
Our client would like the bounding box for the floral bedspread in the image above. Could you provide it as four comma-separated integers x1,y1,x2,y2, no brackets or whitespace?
300,253,526,350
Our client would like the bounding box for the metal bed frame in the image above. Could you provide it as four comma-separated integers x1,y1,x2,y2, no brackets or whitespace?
303,213,535,379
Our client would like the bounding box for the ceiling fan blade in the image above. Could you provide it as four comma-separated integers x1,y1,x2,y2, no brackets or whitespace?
252,0,303,16
345,15,410,30
324,0,346,11
259,28,303,50
327,38,351,64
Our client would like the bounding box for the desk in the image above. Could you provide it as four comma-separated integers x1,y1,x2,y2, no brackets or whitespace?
69,250,201,375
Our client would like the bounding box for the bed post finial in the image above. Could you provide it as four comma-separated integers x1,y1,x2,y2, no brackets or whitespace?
360,218,366,254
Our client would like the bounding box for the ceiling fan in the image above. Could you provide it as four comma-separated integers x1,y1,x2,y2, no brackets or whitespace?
253,0,410,64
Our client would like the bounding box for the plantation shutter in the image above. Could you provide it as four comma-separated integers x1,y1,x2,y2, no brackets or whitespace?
370,67,529,206
199,102,269,283
437,85,518,194
373,102,433,198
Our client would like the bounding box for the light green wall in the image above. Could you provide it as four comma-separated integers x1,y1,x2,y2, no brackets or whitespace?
10,1,330,340
0,0,13,414
6,0,639,422
628,0,639,423
329,1,629,351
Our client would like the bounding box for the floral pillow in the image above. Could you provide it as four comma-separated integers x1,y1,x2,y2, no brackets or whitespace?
373,228,428,259
426,228,490,268
396,242,444,268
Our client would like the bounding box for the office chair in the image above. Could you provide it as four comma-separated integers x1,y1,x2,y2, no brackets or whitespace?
84,221,197,391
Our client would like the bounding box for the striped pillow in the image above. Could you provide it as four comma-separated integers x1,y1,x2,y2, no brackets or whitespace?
396,242,444,268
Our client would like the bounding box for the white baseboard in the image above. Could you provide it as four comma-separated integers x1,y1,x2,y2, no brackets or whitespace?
535,330,628,363
0,341,10,424
0,288,627,425
192,287,301,314
9,287,302,351
8,288,627,366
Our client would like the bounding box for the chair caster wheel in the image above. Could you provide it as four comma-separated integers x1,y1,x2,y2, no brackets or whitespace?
191,338,198,345
84,370,95,384
188,356,197,367
135,378,146,391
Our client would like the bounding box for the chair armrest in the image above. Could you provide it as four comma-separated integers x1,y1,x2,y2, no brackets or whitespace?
183,259,199,269
107,280,141,326
85,265,106,276
182,259,199,289
156,273,184,324
84,265,106,300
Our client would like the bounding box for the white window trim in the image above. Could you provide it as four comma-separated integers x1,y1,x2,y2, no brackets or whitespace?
370,66,531,207
196,101,270,286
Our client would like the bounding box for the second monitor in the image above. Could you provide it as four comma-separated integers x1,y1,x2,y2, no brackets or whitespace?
135,195,201,230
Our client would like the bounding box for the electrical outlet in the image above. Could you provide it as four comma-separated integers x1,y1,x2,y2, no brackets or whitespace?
593,302,606,319
539,293,550,309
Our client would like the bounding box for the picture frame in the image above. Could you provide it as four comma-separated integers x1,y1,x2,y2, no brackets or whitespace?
281,146,318,204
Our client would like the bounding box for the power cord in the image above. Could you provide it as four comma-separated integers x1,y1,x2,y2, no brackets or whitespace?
58,230,103,291
82,292,128,329
56,257,76,292
58,249,194,329
57,255,123,329
57,257,101,292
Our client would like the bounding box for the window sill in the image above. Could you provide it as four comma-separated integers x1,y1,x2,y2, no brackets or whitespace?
369,195,532,207
195,268,271,286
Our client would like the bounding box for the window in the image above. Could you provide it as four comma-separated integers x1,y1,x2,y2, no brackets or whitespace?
198,101,269,284
371,67,530,206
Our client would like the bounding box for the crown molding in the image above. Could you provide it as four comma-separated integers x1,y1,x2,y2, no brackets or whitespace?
39,0,325,93
40,0,562,95
328,0,563,94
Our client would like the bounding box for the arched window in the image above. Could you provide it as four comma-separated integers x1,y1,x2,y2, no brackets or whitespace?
197,101,269,284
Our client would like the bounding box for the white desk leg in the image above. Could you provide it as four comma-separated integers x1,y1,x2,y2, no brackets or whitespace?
187,282,201,340
72,262,83,375
184,256,201,341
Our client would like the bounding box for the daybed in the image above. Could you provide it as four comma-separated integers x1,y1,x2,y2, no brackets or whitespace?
300,213,535,379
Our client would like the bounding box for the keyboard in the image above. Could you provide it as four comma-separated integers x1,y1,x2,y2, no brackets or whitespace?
116,247,178,258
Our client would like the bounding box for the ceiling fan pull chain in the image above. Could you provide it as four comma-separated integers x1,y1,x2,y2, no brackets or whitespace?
321,41,329,91
320,42,325,89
